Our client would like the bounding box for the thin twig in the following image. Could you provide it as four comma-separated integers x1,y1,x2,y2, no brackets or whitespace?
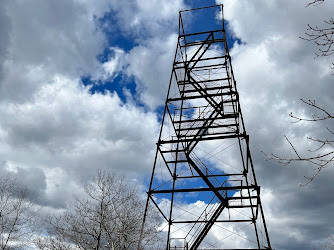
263,98,333,185
306,0,325,7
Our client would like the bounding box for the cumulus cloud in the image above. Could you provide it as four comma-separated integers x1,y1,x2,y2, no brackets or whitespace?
93,34,178,109
125,34,178,108
0,0,106,103
0,75,159,207
98,47,126,81
92,0,187,108
107,0,187,39
0,0,167,208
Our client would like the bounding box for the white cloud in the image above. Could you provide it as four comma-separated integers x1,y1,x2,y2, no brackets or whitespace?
125,34,178,108
0,75,160,207
109,0,187,39
0,0,106,103
100,47,126,80
92,0,187,108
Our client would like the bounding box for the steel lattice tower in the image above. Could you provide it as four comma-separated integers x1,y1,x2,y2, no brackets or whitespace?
139,5,272,250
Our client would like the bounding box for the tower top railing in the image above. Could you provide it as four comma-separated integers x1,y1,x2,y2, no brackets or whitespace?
179,5,224,37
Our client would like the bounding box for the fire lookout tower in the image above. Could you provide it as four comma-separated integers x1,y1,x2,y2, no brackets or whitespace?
139,5,272,250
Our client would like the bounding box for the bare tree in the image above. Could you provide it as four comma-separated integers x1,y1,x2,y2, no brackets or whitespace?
321,235,334,249
34,235,75,250
301,0,334,71
263,99,333,185
34,170,162,250
0,175,40,249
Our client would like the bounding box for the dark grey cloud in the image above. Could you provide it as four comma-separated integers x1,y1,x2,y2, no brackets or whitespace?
0,0,106,103
0,4,11,85
0,161,47,203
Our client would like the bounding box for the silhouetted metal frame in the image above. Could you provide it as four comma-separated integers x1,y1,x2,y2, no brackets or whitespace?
138,4,272,250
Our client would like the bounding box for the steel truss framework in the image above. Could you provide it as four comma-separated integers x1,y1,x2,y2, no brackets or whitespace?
139,5,272,250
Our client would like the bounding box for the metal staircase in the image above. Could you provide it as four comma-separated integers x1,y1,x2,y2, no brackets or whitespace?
138,5,272,250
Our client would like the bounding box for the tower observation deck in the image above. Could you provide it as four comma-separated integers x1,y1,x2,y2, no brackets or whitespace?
138,5,272,250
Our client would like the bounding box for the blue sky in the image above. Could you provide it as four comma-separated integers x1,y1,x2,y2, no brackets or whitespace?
0,0,334,249
82,0,240,109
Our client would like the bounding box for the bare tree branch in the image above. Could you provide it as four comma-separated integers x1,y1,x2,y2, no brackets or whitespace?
289,99,334,122
302,0,334,71
263,99,333,185
306,0,325,7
